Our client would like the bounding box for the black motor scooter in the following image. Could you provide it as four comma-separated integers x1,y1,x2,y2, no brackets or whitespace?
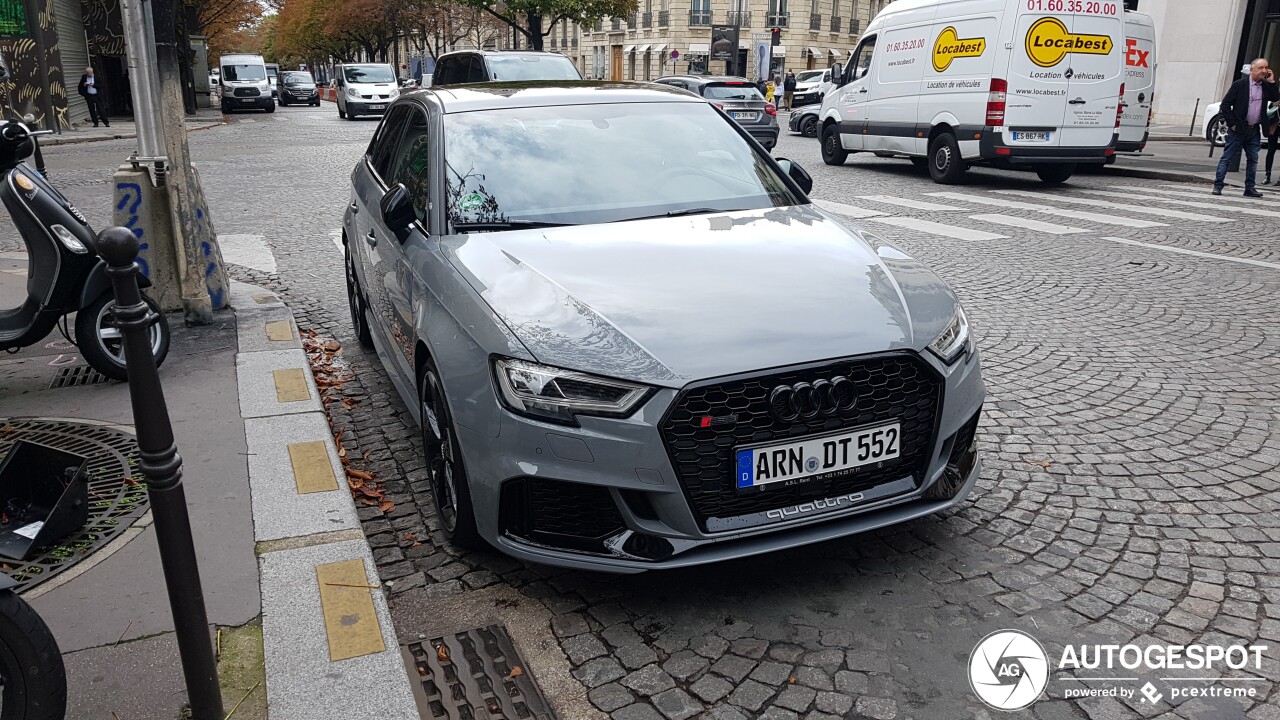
0,119,170,381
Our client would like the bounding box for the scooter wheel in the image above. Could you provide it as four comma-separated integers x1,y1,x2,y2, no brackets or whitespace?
0,589,67,720
75,292,171,382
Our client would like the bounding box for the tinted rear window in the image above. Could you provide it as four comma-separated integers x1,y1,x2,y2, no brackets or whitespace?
702,83,763,100
484,55,582,81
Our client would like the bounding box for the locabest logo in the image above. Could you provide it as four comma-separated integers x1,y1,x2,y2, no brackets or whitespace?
932,26,987,73
1025,17,1113,68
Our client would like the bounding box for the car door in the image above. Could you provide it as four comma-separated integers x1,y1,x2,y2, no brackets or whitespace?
837,34,877,151
356,106,411,360
372,106,435,383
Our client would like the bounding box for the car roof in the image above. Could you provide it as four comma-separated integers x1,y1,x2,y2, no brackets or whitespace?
657,75,754,85
438,49,570,59
412,81,702,114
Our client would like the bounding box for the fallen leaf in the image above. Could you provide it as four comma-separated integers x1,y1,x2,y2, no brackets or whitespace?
346,468,375,481
337,445,346,458
788,675,796,684
325,340,341,352
509,666,523,678
379,500,394,513
437,644,449,662
417,665,427,676
404,532,418,543
1027,460,1052,468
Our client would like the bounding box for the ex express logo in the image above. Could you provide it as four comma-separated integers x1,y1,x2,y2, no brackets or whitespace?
1025,17,1113,68
1125,38,1150,68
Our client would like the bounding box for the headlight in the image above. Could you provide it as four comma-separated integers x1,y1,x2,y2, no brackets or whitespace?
928,306,971,364
389,88,400,98
493,357,652,424
51,224,88,253
346,87,360,98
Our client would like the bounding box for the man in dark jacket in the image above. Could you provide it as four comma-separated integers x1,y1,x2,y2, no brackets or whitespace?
76,66,109,128
1214,58,1277,197
783,71,796,110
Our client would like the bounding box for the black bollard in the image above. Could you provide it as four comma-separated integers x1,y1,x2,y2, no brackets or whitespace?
96,227,225,720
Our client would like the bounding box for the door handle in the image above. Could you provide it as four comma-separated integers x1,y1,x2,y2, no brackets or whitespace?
366,229,377,248
858,88,868,93
1069,99,1086,105
349,201,358,215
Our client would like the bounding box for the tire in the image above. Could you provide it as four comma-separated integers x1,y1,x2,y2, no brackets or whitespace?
74,292,171,382
821,124,848,165
1207,114,1228,147
1035,163,1076,185
419,359,480,547
345,244,374,349
0,590,67,720
348,110,358,120
800,115,818,138
927,132,967,184
338,105,346,119
220,101,231,113
280,98,288,107
264,103,275,114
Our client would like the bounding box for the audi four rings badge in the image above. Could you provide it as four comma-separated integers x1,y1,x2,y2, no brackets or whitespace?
769,377,858,422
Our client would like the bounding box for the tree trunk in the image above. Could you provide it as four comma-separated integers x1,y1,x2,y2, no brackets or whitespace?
527,13,543,50
152,0,228,324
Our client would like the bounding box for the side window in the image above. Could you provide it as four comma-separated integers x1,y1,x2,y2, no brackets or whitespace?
468,56,487,82
389,111,432,225
849,35,877,82
370,106,412,182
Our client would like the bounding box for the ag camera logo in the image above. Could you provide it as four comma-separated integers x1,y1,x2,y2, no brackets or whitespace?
969,629,1049,711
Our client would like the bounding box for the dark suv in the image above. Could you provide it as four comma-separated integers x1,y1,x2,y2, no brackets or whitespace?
279,71,319,106
430,50,582,86
653,76,780,149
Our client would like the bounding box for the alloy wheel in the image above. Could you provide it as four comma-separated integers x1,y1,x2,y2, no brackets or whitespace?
94,301,163,363
422,372,459,533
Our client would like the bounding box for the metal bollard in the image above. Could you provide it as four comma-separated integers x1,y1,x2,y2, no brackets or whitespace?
96,227,226,720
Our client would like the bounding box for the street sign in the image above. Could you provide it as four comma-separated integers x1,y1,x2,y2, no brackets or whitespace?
671,50,680,60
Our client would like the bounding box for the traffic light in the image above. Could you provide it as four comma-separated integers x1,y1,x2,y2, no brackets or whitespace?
771,27,781,46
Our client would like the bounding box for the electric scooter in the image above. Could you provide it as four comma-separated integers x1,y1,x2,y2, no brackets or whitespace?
0,118,170,381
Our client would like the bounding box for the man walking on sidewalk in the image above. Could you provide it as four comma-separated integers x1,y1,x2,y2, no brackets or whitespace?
1213,58,1277,197
783,71,796,111
76,66,110,128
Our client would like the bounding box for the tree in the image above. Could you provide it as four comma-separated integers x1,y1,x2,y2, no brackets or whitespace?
457,0,636,51
186,0,265,56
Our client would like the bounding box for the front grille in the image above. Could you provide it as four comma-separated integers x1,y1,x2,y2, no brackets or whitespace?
659,354,942,531
232,87,260,97
500,477,626,553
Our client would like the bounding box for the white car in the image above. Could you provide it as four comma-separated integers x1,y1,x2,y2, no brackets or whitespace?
791,69,829,107
1203,101,1227,147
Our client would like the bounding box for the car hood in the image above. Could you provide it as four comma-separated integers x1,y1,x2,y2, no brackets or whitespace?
443,206,958,387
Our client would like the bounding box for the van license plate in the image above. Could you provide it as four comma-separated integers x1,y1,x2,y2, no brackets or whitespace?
369,104,385,111
1013,131,1051,142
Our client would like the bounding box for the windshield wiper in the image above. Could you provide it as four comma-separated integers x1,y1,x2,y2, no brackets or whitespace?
615,207,724,222
453,220,570,231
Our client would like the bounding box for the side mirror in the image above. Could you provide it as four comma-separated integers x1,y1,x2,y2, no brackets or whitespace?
380,184,415,235
830,63,844,88
775,157,813,194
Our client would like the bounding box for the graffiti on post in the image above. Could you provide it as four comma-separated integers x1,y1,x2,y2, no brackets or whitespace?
114,181,150,278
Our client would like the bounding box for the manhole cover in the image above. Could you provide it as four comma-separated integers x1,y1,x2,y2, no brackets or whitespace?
403,624,555,720
0,418,149,593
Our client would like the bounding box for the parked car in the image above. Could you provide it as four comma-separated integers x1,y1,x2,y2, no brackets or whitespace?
791,69,829,107
653,75,780,149
335,63,399,119
820,0,1124,184
343,82,984,572
430,50,582,86
265,62,280,98
218,53,274,113
279,71,319,106
788,104,820,137
1117,10,1157,153
1203,102,1227,147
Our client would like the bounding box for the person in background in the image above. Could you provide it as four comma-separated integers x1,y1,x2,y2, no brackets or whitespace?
1213,57,1278,197
1266,99,1280,185
765,76,777,104
783,71,797,111
76,66,109,128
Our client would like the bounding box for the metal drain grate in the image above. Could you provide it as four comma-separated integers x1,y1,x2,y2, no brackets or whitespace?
402,624,555,720
0,418,149,592
49,365,111,389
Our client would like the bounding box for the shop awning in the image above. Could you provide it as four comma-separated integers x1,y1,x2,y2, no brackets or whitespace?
624,44,636,53
808,46,821,57
688,43,709,53
637,44,650,53
829,48,842,58
651,43,668,54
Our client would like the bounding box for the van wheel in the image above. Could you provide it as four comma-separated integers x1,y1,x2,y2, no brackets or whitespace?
338,106,346,119
927,133,967,184
264,103,275,114
821,125,848,165
1035,164,1076,185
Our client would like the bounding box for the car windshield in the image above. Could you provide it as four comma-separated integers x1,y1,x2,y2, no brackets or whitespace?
345,66,395,83
444,101,800,227
485,55,581,81
284,74,313,85
796,70,824,83
702,83,763,101
222,64,265,81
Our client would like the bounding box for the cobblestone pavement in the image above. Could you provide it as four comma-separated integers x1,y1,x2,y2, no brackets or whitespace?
4,106,1277,720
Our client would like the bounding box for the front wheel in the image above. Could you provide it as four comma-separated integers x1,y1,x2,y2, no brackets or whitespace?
800,115,818,138
74,292,171,382
927,133,967,184
345,245,374,349
338,106,346,119
1207,114,1228,147
1035,163,1076,185
821,124,848,165
0,590,67,720
419,360,480,547
264,103,275,114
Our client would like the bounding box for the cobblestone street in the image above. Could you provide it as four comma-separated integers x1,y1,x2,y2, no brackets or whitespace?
6,105,1277,720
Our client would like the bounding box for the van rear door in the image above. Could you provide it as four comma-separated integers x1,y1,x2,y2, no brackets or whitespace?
1006,4,1070,147
1061,3,1124,149
1119,12,1156,146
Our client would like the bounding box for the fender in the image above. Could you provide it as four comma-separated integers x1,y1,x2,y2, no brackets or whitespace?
78,259,153,309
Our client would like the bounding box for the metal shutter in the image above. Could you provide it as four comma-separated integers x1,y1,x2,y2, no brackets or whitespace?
52,0,90,124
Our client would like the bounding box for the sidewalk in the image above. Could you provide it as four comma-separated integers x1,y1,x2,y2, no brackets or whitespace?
40,106,226,146
1105,138,1280,189
0,257,418,718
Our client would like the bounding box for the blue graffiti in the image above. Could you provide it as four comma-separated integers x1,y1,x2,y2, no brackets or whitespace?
201,240,223,307
115,183,142,214
116,182,149,278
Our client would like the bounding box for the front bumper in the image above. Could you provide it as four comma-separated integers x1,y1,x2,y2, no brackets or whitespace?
792,91,821,106
284,90,318,102
789,113,816,132
454,348,985,573
346,100,390,114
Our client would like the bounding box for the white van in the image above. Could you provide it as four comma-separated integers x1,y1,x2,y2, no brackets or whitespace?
335,63,399,120
218,53,274,113
1116,10,1156,153
819,0,1125,184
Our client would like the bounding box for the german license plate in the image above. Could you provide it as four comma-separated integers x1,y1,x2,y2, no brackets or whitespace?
730,111,758,121
735,422,900,490
1013,130,1051,141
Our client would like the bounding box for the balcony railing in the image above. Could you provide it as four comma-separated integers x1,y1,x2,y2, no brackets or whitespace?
765,12,789,28
628,12,638,28
550,37,558,48
809,12,822,30
642,11,652,27
572,38,579,48
725,10,751,26
689,10,711,25
594,19,602,32
849,17,859,34
611,17,621,30
659,10,669,26
830,15,841,32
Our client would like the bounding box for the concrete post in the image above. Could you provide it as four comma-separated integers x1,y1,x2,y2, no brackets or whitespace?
112,163,182,311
